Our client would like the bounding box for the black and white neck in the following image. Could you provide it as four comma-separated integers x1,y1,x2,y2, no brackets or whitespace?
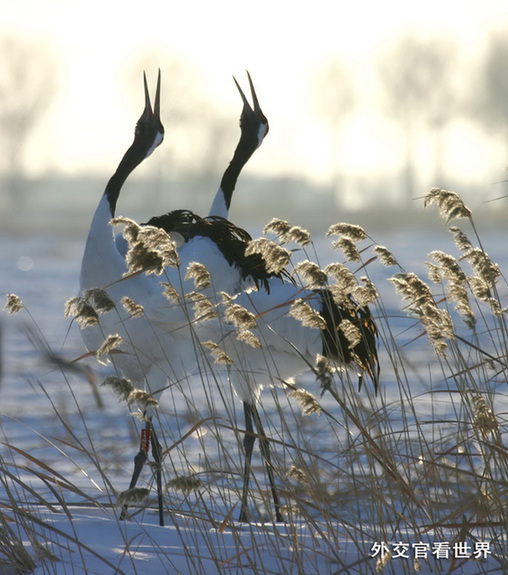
208,72,269,218
106,70,164,217
80,71,164,291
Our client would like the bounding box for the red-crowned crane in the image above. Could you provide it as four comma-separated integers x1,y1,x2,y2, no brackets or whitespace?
77,71,280,526
216,278,379,522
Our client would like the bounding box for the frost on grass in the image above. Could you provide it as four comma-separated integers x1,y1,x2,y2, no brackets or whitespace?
5,293,23,314
424,188,472,222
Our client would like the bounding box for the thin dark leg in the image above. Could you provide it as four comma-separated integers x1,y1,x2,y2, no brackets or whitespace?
239,402,256,522
150,423,165,527
250,403,283,523
238,401,283,523
120,418,165,526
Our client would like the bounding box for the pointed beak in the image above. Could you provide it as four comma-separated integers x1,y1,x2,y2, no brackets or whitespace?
154,68,161,121
143,71,153,116
233,74,253,114
142,70,161,121
246,70,261,113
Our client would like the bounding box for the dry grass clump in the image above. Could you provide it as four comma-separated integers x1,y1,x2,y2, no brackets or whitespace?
1,187,507,573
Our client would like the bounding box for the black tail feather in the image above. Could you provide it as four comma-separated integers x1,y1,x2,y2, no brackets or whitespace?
318,288,379,394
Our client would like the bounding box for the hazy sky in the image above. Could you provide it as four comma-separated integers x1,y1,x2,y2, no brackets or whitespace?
3,0,508,199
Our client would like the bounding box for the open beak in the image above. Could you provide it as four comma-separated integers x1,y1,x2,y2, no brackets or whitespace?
154,68,161,120
233,70,262,115
142,69,161,121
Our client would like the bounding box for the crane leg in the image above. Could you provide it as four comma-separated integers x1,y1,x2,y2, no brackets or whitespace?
120,417,165,526
239,401,283,523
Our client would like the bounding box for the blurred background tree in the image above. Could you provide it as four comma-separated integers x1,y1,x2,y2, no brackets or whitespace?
378,35,458,205
310,58,356,209
0,35,58,210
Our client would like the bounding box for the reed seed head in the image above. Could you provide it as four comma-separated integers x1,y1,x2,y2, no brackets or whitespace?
65,298,99,327
263,218,311,246
315,354,334,393
116,487,150,507
327,222,368,242
287,465,312,484
353,277,379,306
185,262,212,290
429,251,466,283
449,226,473,253
235,329,261,348
96,334,124,361
188,292,218,323
127,389,159,409
166,476,203,496
161,282,180,303
224,302,257,329
462,248,500,288
114,218,180,276
424,188,472,222
293,260,328,288
332,237,361,262
288,388,322,416
340,319,362,348
373,245,397,267
65,289,115,328
121,296,144,318
324,263,358,293
289,299,327,330
5,293,22,314
389,272,454,354
472,395,499,436
263,217,291,237
83,288,115,314
245,237,291,274
203,341,233,365
101,375,134,402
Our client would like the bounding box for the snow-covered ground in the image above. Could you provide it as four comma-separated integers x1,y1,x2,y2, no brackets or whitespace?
1,222,507,574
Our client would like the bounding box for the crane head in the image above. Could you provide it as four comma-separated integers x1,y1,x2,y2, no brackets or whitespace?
233,71,269,150
135,69,165,158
